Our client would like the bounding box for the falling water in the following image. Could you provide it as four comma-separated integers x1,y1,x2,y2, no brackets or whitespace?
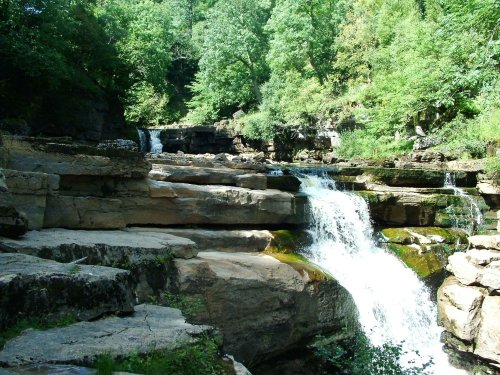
137,128,147,153
149,129,163,154
444,172,483,234
299,173,466,374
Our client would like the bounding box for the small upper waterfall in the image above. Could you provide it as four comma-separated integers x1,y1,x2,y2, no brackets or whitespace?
149,129,163,154
137,128,147,153
299,173,466,374
444,172,483,234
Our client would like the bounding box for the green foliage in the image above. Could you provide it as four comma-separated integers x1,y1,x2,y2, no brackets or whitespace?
485,156,500,184
95,336,228,375
68,264,82,275
161,292,205,320
310,331,430,375
186,0,272,123
0,313,77,350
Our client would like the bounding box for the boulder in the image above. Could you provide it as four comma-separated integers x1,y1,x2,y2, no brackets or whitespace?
0,304,212,367
234,174,267,190
175,252,357,364
465,249,500,266
468,235,500,251
126,227,272,253
474,296,500,364
437,276,485,342
480,261,500,290
0,253,135,329
447,252,483,285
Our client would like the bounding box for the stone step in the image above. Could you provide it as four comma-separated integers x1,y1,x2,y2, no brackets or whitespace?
0,229,198,301
0,304,212,368
0,253,135,330
149,164,255,185
126,227,273,253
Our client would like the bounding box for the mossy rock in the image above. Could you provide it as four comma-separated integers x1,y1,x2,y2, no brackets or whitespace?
387,244,444,278
267,252,331,282
380,227,468,245
266,230,312,254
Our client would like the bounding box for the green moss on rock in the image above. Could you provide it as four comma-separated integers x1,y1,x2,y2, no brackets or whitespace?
380,227,467,245
388,244,444,278
266,252,331,282
267,230,311,254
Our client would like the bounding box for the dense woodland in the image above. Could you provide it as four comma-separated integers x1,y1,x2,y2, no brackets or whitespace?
0,0,498,160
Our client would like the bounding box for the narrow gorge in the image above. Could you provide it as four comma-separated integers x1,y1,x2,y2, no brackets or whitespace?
0,135,499,374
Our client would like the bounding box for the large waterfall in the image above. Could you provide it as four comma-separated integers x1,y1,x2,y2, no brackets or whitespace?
299,174,466,374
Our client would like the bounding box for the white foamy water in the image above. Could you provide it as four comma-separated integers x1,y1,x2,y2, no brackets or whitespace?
137,128,147,152
299,173,466,374
444,172,483,234
149,129,163,154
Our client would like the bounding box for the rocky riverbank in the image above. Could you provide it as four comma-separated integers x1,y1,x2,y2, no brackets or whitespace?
1,136,499,374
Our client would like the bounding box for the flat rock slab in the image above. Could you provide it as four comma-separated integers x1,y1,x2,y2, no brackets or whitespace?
126,227,272,252
149,164,253,185
0,228,198,263
0,304,212,367
0,253,135,329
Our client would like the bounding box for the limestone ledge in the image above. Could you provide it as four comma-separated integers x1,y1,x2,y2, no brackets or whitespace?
438,234,500,369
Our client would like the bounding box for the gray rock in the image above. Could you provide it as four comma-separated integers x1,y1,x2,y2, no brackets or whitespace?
175,252,357,364
149,164,252,185
234,174,267,190
437,276,486,342
0,253,135,329
413,136,440,151
3,137,150,178
267,175,301,192
0,228,197,262
126,227,272,253
0,304,212,367
7,364,95,374
474,296,500,364
97,139,138,152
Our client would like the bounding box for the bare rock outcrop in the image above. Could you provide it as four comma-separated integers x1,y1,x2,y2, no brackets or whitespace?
438,234,500,370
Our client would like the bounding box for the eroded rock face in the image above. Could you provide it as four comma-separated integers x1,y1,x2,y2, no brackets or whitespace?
437,277,485,341
0,229,197,301
0,304,212,367
438,234,500,370
0,253,135,329
3,136,151,178
0,206,28,238
175,252,357,365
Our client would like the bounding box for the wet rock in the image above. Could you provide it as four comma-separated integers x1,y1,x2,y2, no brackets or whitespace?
175,252,357,364
267,175,302,192
437,276,485,342
0,253,135,329
474,296,500,364
0,304,212,367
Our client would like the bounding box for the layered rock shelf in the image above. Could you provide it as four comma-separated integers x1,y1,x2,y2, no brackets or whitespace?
1,135,499,374
438,235,500,370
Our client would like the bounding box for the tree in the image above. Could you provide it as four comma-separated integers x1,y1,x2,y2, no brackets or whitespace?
187,0,272,122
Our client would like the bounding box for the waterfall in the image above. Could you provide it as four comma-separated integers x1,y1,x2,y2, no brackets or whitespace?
137,128,147,153
444,172,483,234
299,173,466,374
149,129,163,154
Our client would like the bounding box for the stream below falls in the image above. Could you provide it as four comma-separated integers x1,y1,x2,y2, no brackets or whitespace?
298,173,467,374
